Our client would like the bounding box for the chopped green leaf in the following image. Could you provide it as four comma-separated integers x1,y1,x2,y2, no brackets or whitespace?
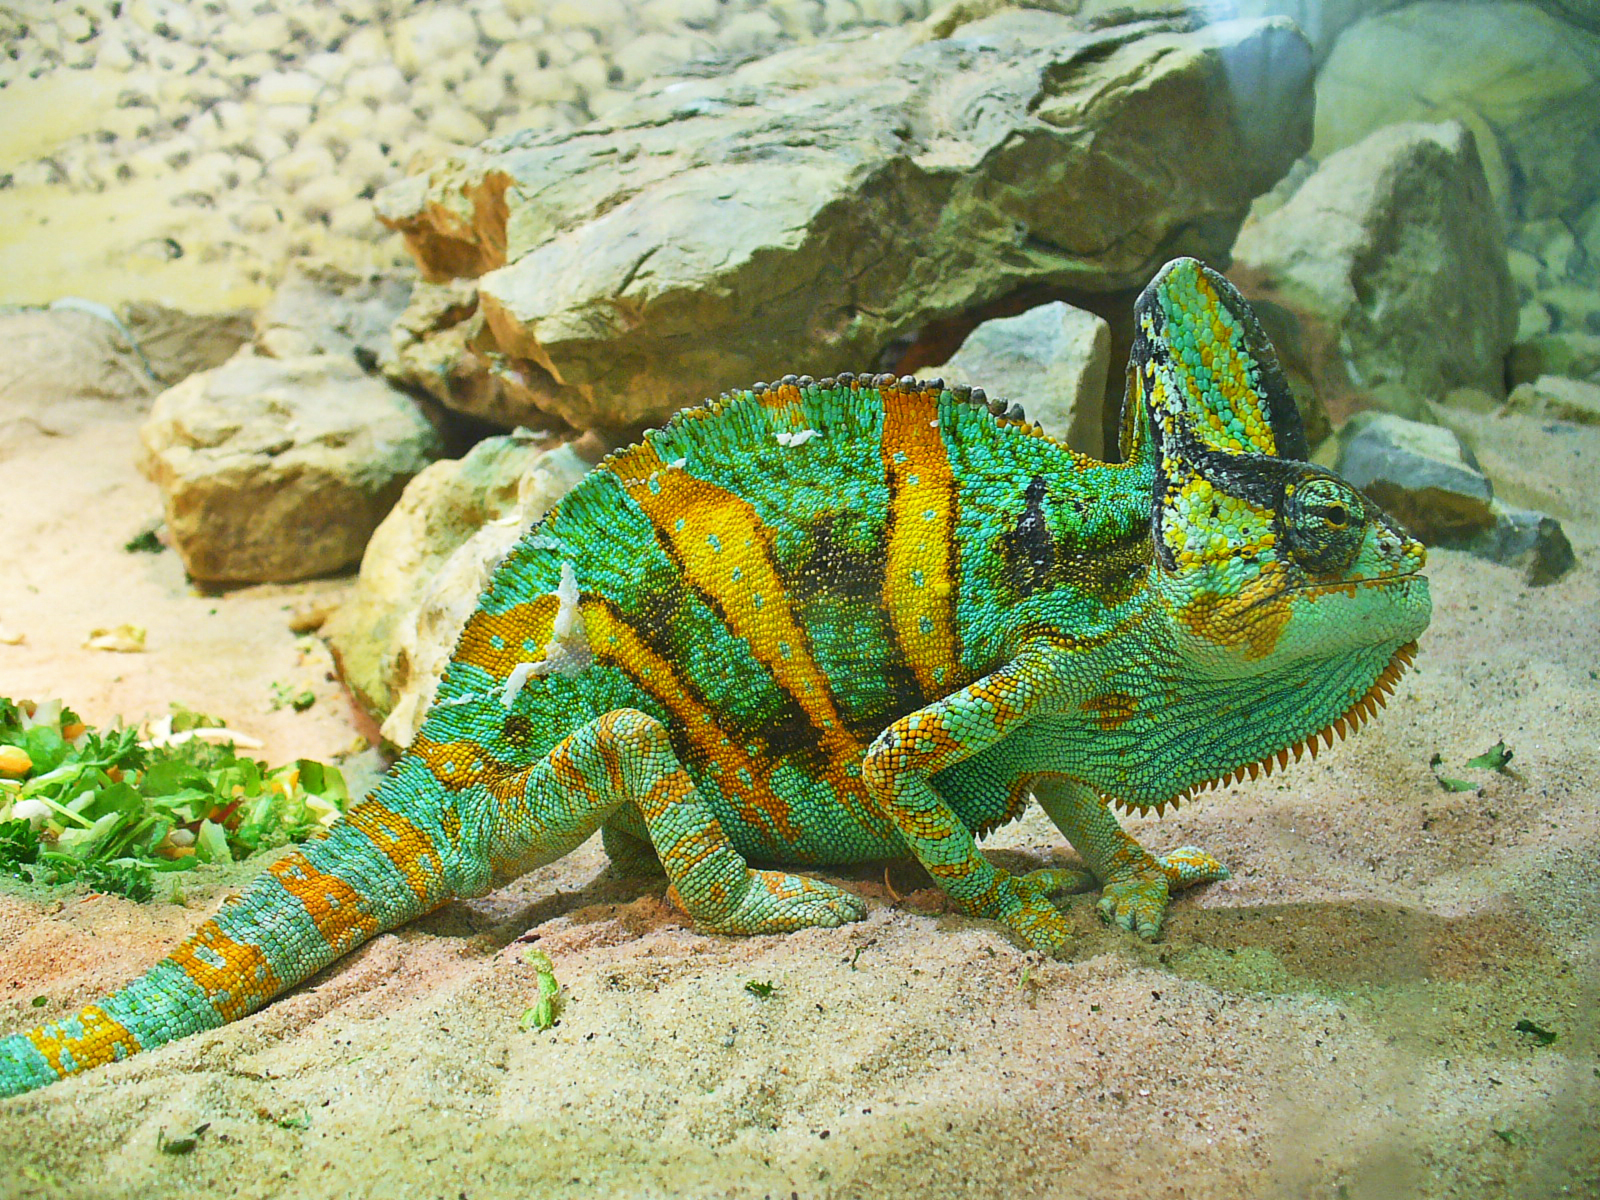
1429,753,1479,794
123,529,164,554
270,682,316,713
1463,741,1513,772
744,979,776,999
0,696,351,901
30,996,49,1008
1493,1128,1525,1146
519,948,561,1031
1514,1019,1557,1046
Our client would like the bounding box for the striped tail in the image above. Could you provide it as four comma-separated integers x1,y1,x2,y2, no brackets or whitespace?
1,790,457,1098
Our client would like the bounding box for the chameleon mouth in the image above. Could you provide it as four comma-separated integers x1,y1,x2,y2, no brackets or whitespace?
1107,639,1419,816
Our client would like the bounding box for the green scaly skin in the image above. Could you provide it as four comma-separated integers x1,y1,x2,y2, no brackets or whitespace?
0,258,1431,1097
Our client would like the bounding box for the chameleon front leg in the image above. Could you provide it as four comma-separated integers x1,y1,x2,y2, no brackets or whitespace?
862,641,1080,951
495,708,863,934
1029,775,1229,939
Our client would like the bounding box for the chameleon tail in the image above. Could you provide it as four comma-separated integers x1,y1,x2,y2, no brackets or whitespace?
0,792,457,1098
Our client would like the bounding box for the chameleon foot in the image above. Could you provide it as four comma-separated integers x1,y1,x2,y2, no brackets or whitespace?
687,870,866,936
1097,848,1229,940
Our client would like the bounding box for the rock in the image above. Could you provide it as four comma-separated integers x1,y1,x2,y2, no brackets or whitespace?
1231,121,1516,423
0,307,156,414
139,353,445,583
377,10,1313,432
1465,501,1577,586
255,260,414,365
1335,410,1575,583
1337,412,1495,543
1508,331,1600,387
323,433,596,738
1312,2,1600,223
117,302,254,385
1505,375,1600,426
926,302,1110,457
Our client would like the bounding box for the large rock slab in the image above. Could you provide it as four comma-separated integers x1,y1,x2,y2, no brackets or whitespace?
1231,121,1516,422
255,260,413,365
323,433,596,743
376,9,1313,433
925,302,1110,457
140,354,445,583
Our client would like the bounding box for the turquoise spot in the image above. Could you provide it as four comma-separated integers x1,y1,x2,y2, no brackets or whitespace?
490,635,505,650
918,615,933,635
707,533,722,552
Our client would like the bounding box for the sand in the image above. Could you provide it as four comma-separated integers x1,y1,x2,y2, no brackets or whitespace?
0,394,1596,1199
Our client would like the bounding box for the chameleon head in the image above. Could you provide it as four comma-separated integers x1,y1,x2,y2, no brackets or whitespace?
1129,258,1432,678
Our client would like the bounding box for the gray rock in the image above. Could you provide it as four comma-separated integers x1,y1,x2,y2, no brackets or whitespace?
1336,411,1575,583
255,260,413,365
1337,412,1495,542
139,353,445,583
1505,375,1600,426
927,302,1110,456
1232,121,1516,423
323,433,597,740
1465,501,1577,586
377,10,1313,432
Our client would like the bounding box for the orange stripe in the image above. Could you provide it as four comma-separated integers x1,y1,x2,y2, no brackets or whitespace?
26,1004,141,1076
343,801,446,904
167,919,283,1022
606,444,864,776
454,595,561,681
881,386,960,696
267,851,380,955
580,598,804,842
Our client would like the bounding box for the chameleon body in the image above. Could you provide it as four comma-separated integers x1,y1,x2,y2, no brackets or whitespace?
0,259,1430,1097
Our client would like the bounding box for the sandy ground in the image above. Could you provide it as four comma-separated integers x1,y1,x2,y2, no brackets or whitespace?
0,400,1597,1200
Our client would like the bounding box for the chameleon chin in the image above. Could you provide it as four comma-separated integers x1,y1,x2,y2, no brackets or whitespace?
1,258,1429,1097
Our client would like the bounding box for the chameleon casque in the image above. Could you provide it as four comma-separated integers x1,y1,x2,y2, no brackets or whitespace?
1,258,1430,1097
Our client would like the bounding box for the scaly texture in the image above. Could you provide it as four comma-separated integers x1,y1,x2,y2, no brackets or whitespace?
0,258,1431,1097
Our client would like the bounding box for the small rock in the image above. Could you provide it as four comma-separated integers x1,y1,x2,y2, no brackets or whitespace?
1466,502,1576,586
118,302,254,387
1337,412,1495,542
927,302,1110,457
1508,331,1600,387
1337,410,1576,583
0,308,155,411
1505,375,1600,426
139,353,444,583
255,260,413,364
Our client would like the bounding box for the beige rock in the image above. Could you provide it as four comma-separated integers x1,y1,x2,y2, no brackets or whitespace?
118,301,254,386
393,8,480,77
139,353,444,583
378,11,1313,432
323,434,594,734
255,260,413,363
0,308,155,416
1313,1,1600,221
1505,375,1600,426
928,302,1111,458
1232,121,1516,423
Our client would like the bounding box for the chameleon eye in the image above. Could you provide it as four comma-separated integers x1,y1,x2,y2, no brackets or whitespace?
1285,478,1364,574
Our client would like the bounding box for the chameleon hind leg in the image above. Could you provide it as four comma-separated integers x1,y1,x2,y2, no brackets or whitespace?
499,709,864,934
1029,774,1228,939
